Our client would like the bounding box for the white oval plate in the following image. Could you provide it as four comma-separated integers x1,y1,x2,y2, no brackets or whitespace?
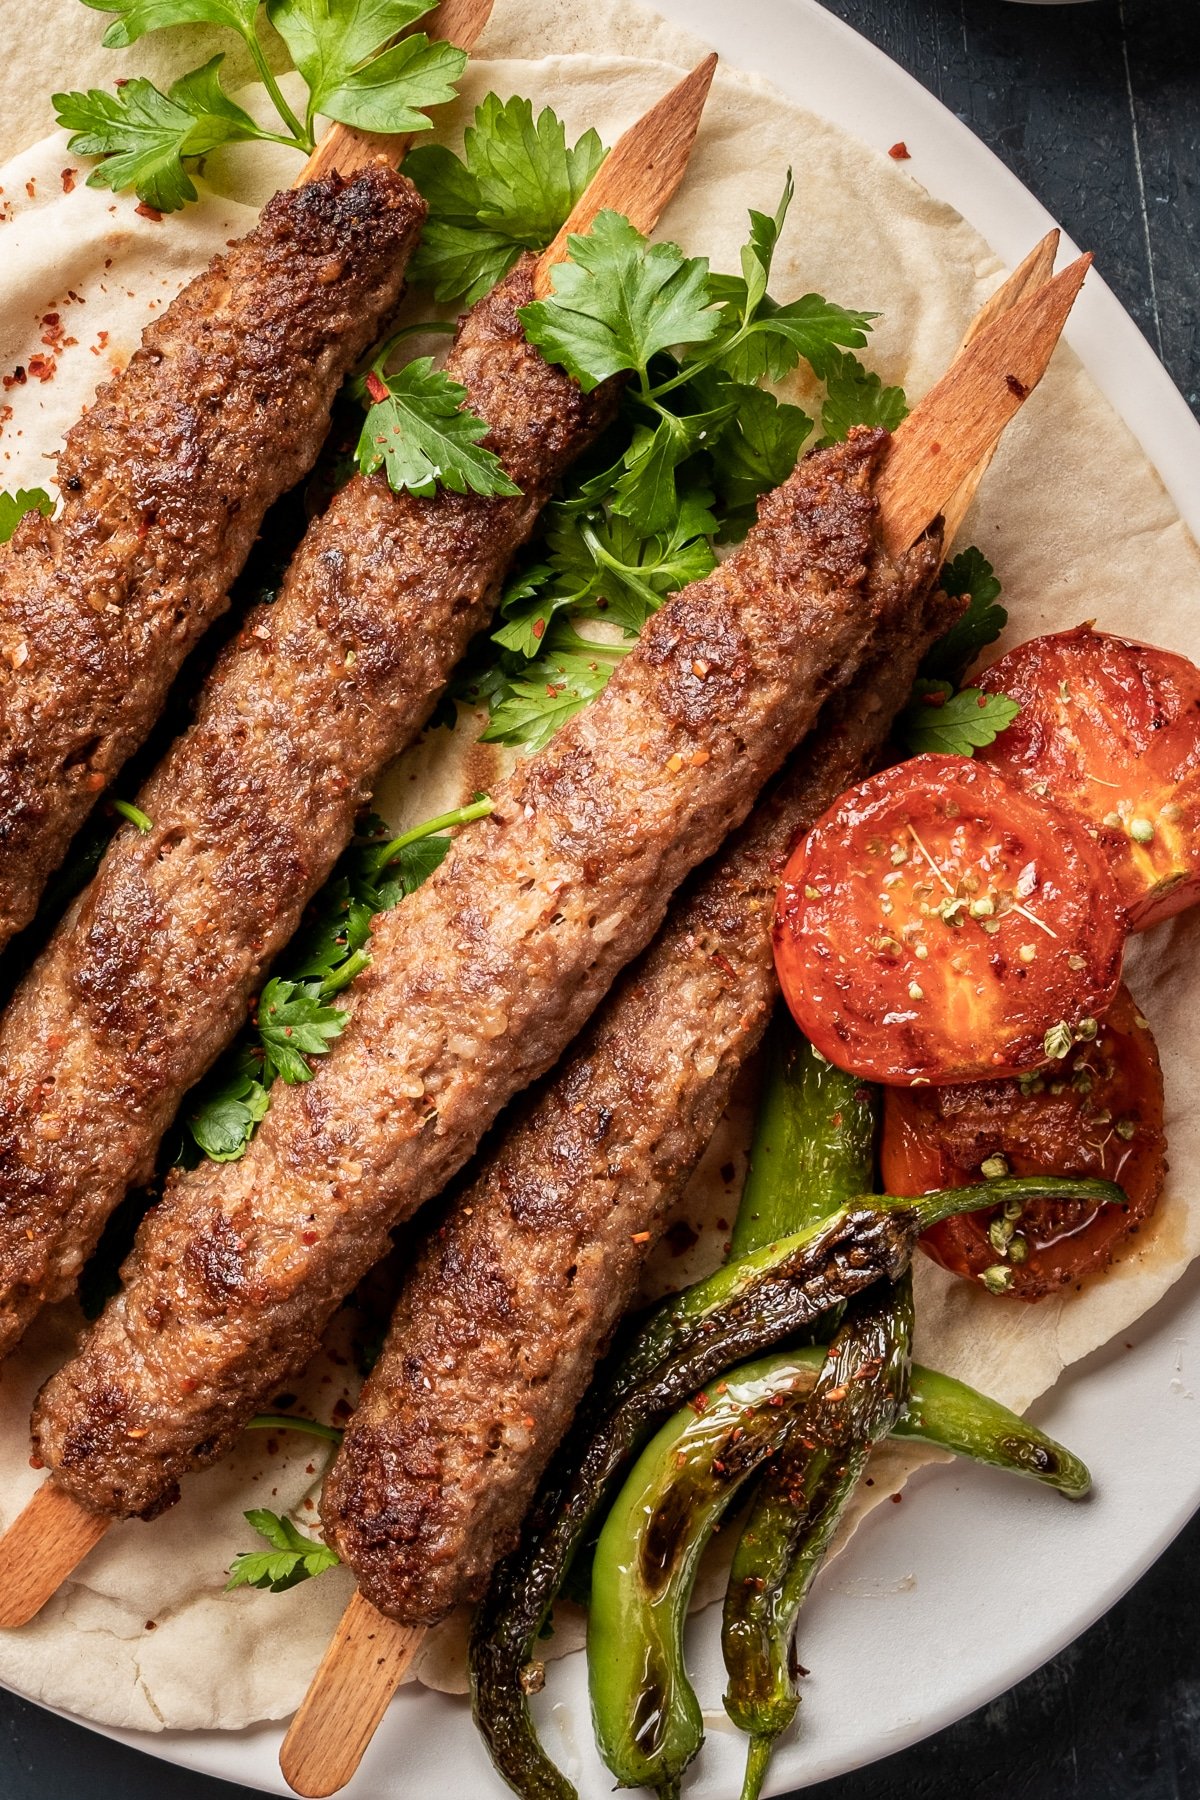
36,1,1200,1794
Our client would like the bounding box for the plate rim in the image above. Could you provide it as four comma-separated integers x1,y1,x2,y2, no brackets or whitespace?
7,1,1200,1794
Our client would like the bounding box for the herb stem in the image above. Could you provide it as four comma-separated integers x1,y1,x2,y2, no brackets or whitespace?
243,30,312,150
367,795,495,877
246,1413,343,1444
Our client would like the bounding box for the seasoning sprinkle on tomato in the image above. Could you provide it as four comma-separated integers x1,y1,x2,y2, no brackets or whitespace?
976,625,1200,929
881,986,1166,1299
773,755,1126,1086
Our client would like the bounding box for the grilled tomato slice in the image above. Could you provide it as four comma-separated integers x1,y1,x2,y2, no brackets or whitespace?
773,755,1125,1086
976,625,1200,929
880,986,1166,1299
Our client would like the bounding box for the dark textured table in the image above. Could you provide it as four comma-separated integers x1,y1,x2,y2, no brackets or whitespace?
1,2,1196,1797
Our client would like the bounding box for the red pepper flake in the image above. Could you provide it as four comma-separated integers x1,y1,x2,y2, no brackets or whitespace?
630,1230,651,1245
135,202,164,223
888,141,911,160
1005,373,1030,400
27,354,56,383
689,1391,710,1415
891,1492,903,1503
61,169,78,193
711,950,736,978
301,1230,319,1245
929,441,941,455
24,179,36,200
532,616,545,640
3,367,27,390
365,369,390,404
920,688,946,709
663,1220,699,1257
690,748,711,767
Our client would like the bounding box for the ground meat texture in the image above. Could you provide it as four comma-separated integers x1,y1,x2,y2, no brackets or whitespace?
318,545,952,1625
33,428,897,1519
0,259,615,1357
0,163,425,951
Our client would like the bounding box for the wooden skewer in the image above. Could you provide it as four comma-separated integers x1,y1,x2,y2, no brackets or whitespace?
877,248,1092,559
0,1481,109,1629
296,0,496,184
940,228,1060,544
277,60,720,1800
533,53,718,298
276,234,1088,1800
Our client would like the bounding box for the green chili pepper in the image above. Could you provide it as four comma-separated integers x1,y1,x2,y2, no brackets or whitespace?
590,1276,912,1798
469,1176,1119,1799
587,1350,821,1798
722,1277,913,1800
731,1022,876,1255
897,1364,1090,1498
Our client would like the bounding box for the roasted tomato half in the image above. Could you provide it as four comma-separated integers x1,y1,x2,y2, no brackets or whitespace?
881,986,1166,1300
977,625,1200,930
773,755,1125,1086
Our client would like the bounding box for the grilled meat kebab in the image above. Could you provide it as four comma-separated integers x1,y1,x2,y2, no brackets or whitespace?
320,540,951,1624
0,259,616,1356
0,163,424,949
33,427,899,1519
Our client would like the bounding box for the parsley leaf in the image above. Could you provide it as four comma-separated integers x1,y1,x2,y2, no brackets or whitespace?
355,357,520,499
818,348,909,444
704,380,812,527
0,487,54,544
897,680,1021,757
481,644,625,754
62,0,469,209
921,546,1007,684
81,0,261,47
519,210,720,391
182,798,491,1161
186,1051,270,1162
226,1509,340,1594
265,0,464,136
256,976,347,1084
56,77,205,212
55,58,261,211
408,93,606,304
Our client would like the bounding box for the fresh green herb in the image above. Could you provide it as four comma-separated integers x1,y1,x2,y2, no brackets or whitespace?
897,680,1021,757
225,1509,340,1594
355,357,520,499
246,1413,343,1443
921,546,1007,684
185,1047,271,1162
520,209,721,391
182,796,492,1162
407,93,607,303
56,0,466,211
817,349,908,444
112,798,154,833
0,487,54,543
445,170,902,752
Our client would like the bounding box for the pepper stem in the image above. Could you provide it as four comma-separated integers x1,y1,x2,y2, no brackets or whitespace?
876,1174,1127,1235
739,1734,775,1800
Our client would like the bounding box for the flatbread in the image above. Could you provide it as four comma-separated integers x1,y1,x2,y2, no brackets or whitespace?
0,0,1196,1733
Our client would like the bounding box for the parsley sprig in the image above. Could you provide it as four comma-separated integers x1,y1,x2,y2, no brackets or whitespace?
226,1508,340,1594
182,794,492,1163
427,162,906,751
406,94,607,304
897,548,1019,757
55,0,467,212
